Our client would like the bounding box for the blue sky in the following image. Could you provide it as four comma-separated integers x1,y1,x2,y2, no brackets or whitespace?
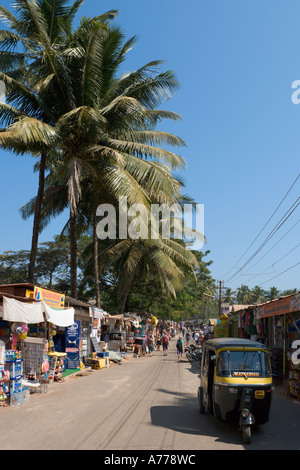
0,0,299,293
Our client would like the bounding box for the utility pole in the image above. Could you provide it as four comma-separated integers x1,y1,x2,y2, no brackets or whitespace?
217,280,227,317
203,292,215,322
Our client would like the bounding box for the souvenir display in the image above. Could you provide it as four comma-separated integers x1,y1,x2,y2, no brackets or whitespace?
3,349,29,406
48,351,67,383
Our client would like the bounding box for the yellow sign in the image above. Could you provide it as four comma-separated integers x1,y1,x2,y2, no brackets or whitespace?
26,286,65,309
214,322,229,338
219,313,229,323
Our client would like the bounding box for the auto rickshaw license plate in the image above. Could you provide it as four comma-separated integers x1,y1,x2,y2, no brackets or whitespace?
255,390,265,399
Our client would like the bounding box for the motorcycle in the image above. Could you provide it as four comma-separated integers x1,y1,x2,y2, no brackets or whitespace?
185,344,202,363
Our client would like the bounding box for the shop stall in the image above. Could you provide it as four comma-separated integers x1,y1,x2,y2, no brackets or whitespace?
0,284,97,377
65,296,95,366
0,284,82,397
286,308,300,400
231,292,300,401
123,313,142,354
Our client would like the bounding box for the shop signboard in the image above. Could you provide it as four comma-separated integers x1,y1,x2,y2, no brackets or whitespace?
89,307,105,319
219,313,229,323
65,320,81,369
90,307,106,335
220,303,230,315
257,293,300,319
214,321,229,338
27,286,65,309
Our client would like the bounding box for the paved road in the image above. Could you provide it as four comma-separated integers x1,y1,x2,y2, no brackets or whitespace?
0,337,299,450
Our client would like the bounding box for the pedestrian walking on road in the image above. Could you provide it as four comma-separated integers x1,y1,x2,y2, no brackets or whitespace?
156,332,161,351
162,332,169,356
186,331,190,347
147,331,154,356
176,337,184,361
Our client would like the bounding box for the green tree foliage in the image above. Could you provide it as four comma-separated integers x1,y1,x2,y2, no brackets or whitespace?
119,250,218,320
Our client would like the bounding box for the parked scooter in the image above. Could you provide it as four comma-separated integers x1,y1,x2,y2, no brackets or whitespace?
185,344,202,363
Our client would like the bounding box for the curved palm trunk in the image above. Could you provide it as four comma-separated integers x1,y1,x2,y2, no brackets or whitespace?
69,206,77,299
28,151,46,284
93,210,100,308
119,275,134,314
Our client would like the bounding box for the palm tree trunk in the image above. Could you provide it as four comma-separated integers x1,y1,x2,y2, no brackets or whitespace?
28,151,46,284
120,276,134,314
93,211,100,308
69,206,77,299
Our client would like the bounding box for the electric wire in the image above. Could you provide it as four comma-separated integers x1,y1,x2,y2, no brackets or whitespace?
225,197,300,283
222,174,300,280
244,242,300,283
259,261,300,286
243,218,300,275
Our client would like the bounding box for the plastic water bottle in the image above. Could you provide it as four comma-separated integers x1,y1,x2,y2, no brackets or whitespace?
17,391,23,406
23,387,30,403
10,393,18,407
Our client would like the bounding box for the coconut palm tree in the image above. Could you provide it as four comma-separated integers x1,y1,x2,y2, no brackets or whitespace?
265,286,280,301
0,3,188,299
98,235,199,314
0,0,112,283
236,284,252,304
222,287,236,304
250,285,266,304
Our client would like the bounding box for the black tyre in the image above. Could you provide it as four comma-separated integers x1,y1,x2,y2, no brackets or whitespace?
198,387,205,414
242,425,251,444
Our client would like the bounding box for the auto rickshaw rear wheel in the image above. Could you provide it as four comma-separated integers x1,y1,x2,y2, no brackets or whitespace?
242,424,251,444
198,387,205,414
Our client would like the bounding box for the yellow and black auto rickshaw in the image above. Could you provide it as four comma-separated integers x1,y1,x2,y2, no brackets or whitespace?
198,338,272,444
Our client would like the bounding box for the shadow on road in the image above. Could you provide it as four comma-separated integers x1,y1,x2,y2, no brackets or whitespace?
150,385,300,449
150,390,246,447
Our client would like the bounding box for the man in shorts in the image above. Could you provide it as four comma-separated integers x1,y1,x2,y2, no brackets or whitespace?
162,332,169,356
176,337,184,361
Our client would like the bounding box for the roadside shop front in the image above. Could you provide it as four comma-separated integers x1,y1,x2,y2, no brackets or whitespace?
229,293,300,401
256,292,300,401
0,283,94,406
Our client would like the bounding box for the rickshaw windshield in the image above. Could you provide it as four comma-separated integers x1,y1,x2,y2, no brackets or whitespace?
216,350,271,377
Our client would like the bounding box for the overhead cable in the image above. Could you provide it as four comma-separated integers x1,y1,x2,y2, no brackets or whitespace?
243,218,300,275
225,197,300,283
259,261,300,286
244,242,300,283
222,174,300,280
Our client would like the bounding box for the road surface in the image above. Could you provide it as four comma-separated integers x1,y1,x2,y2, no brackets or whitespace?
0,337,299,450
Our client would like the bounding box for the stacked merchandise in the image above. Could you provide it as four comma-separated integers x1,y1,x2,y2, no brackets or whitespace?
287,358,300,399
0,340,10,407
21,337,46,393
287,315,300,400
48,354,58,384
4,349,30,406
7,351,23,406
48,351,67,382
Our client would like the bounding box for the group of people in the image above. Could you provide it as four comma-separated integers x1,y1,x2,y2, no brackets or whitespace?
176,326,208,361
180,326,205,346
146,325,208,361
147,330,170,356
